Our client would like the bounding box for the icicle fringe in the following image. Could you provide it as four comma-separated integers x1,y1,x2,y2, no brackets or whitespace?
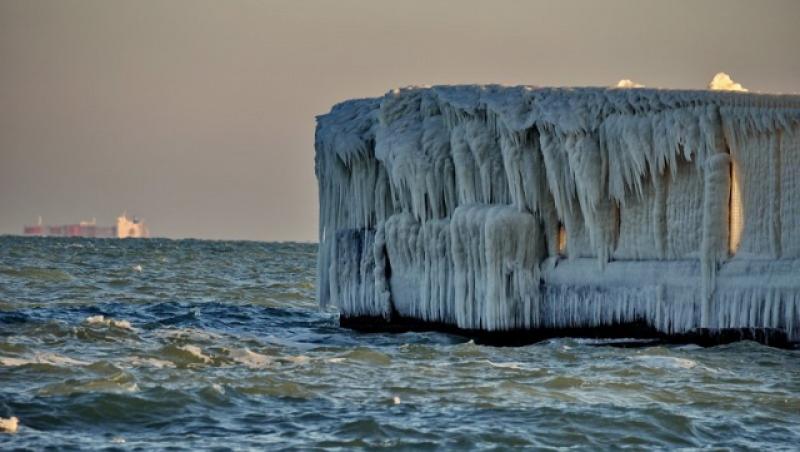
315,85,800,341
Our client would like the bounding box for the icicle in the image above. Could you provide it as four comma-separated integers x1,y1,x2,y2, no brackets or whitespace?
316,85,800,342
701,153,731,327
451,205,544,330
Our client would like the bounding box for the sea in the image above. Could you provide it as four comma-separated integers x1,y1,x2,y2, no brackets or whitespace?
0,236,798,450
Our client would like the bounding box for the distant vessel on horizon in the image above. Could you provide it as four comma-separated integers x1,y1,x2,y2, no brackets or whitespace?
23,213,149,238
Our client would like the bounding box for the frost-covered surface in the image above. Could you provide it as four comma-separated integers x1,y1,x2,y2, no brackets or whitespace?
315,84,800,341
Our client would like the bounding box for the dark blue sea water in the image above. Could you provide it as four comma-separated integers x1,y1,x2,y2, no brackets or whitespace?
1,236,798,450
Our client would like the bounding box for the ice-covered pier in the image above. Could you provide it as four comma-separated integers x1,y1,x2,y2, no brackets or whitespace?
315,76,800,346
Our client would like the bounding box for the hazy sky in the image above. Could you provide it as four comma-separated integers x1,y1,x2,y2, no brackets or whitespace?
1,0,798,241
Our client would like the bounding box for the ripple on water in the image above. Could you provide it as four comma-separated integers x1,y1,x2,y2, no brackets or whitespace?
1,237,799,450
36,372,140,397
228,376,316,400
1,267,72,282
342,347,392,366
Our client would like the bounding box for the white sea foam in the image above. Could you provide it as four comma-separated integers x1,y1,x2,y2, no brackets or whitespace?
486,360,526,370
85,315,133,330
632,355,698,370
124,356,176,368
228,348,272,368
0,357,29,367
160,328,223,342
0,353,89,367
284,355,310,365
0,417,18,434
178,345,213,364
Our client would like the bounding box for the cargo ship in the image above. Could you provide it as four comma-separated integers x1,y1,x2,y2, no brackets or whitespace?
23,213,149,238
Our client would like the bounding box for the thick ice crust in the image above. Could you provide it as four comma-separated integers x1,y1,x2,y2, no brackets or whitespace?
315,85,800,342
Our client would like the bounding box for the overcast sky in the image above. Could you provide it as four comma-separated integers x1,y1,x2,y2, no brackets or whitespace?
1,0,798,241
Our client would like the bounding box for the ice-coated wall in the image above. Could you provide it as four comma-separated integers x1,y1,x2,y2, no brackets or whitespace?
315,84,800,341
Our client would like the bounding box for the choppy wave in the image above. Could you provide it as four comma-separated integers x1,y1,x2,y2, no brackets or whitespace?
0,236,798,449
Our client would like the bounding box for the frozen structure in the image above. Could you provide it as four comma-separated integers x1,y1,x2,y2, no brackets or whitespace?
315,76,800,345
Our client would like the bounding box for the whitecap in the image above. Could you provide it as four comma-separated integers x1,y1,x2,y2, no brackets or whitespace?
38,353,90,366
159,328,222,342
85,315,133,330
632,355,698,369
178,345,212,364
124,356,175,369
0,417,18,434
486,360,526,370
0,353,89,367
0,356,30,367
228,348,272,368
284,355,310,365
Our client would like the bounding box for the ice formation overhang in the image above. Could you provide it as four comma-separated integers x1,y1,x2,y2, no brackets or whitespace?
315,82,800,343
